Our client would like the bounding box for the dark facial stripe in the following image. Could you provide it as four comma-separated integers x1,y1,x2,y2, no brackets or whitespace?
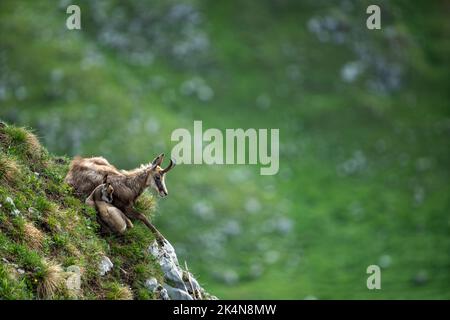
155,177,165,193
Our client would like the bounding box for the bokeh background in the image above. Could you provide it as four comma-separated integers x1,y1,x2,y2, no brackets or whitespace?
0,0,448,299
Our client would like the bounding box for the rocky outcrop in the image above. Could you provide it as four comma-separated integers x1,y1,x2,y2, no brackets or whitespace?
147,239,218,300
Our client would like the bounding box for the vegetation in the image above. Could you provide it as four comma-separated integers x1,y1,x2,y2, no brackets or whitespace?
0,123,162,299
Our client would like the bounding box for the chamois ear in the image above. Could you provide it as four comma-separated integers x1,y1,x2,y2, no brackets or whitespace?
151,153,165,166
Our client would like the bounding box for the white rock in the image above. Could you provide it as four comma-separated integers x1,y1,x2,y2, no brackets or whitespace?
5,197,20,216
145,277,158,292
144,277,171,300
158,286,170,300
149,239,186,290
98,256,113,276
160,255,186,291
66,273,81,292
162,239,179,266
184,271,201,292
66,265,81,274
163,284,193,300
147,239,211,300
148,240,160,257
5,197,14,206
65,265,81,295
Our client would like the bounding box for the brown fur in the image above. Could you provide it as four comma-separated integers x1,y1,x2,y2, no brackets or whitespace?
65,154,175,241
86,183,133,235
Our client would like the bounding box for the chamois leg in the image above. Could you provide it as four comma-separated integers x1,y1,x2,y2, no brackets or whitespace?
119,211,134,229
125,207,165,244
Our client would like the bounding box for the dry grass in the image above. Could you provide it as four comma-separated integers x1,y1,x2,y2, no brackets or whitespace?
22,129,45,165
23,221,44,250
105,283,134,300
37,261,64,299
24,131,43,156
115,286,134,300
0,155,20,185
134,192,156,215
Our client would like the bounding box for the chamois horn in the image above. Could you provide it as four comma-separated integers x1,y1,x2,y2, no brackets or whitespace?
162,158,176,173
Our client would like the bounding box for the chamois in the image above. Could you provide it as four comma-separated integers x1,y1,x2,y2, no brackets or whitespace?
86,175,133,235
65,153,176,241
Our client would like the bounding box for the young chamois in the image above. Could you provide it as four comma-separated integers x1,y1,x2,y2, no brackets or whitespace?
65,153,175,242
86,175,133,235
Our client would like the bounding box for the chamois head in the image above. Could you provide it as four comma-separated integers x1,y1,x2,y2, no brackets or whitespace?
101,175,114,203
147,153,176,197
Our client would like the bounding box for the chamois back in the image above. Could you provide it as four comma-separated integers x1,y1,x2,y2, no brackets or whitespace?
65,156,125,197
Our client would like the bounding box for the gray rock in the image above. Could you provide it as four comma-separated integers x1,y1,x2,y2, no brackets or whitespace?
162,240,179,266
66,265,81,275
148,240,160,257
148,239,186,291
5,197,21,216
157,286,170,300
145,277,158,292
160,255,187,291
65,265,81,295
98,256,113,276
147,238,214,300
163,284,193,300
183,270,202,298
66,273,81,292
145,277,171,300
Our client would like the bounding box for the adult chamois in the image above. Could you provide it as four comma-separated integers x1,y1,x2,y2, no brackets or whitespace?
65,153,175,241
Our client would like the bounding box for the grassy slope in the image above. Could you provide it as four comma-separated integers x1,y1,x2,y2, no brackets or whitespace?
0,123,163,299
0,0,448,299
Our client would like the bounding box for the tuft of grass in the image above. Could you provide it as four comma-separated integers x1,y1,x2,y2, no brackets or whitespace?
23,221,44,251
37,260,64,299
104,282,134,300
0,154,20,185
23,131,43,159
0,125,46,167
134,192,157,216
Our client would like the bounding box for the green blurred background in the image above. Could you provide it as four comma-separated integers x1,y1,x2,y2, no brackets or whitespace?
0,0,448,299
